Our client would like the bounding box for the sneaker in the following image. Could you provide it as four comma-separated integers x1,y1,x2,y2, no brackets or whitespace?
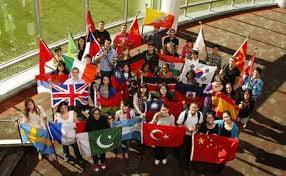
38,153,43,160
100,162,106,170
162,159,167,165
154,159,160,165
93,164,100,172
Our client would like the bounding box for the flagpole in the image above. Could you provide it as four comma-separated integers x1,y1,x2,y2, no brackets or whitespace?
199,21,209,61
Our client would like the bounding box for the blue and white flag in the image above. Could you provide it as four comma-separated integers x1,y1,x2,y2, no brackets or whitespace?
112,117,142,141
48,122,76,145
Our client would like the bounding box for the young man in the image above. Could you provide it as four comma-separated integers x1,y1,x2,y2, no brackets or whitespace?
163,29,179,53
94,39,117,77
113,24,132,56
206,44,222,71
189,50,206,64
242,67,264,100
93,20,111,46
145,26,162,52
140,42,159,73
220,56,240,87
64,67,85,85
177,102,203,168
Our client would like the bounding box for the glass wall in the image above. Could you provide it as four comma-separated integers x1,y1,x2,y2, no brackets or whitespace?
0,0,37,63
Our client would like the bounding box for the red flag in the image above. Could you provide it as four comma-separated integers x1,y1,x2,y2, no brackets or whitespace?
233,38,248,72
128,17,142,48
164,100,184,120
242,51,256,80
142,123,186,147
191,134,239,164
116,54,146,73
39,40,53,75
76,120,87,133
86,10,95,33
98,91,122,108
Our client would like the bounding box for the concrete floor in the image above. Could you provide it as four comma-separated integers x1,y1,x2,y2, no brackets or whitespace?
0,6,285,176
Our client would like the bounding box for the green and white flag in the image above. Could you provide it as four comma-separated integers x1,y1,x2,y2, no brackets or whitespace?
76,127,122,156
67,32,78,58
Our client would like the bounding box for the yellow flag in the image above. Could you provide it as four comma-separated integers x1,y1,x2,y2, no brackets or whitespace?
144,8,174,29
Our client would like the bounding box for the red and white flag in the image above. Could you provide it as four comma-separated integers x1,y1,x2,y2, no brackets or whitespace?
86,10,95,33
81,31,101,60
142,123,186,147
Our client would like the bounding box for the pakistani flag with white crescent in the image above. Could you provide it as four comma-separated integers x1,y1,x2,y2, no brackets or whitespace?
76,127,122,156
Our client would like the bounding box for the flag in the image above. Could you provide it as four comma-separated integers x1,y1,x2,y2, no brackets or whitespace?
128,17,142,48
160,0,180,30
51,83,89,107
20,123,54,155
98,91,122,113
158,53,185,76
174,82,204,107
142,77,177,93
76,127,122,156
142,123,186,147
193,26,206,52
242,51,256,80
212,92,239,120
191,134,239,164
76,120,87,133
48,122,76,145
67,32,78,58
146,100,163,122
116,54,146,73
63,55,97,84
144,8,174,29
81,31,101,60
233,38,248,72
36,74,68,93
86,10,95,33
112,117,142,141
179,60,217,85
39,40,54,75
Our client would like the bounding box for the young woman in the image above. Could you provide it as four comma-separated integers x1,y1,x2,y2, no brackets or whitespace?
136,63,153,80
215,110,239,138
181,39,193,59
22,97,54,161
149,104,175,165
78,36,86,60
198,112,218,134
157,83,173,101
121,64,136,101
242,67,264,100
114,101,136,159
224,82,238,101
133,83,151,117
54,102,83,163
236,89,255,128
159,64,174,79
86,108,110,172
51,61,69,85
98,75,116,99
117,47,131,61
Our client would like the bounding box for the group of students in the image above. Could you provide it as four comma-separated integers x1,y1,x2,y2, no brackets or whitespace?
21,20,264,173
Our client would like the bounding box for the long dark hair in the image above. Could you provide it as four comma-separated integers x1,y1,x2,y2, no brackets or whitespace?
24,97,40,119
56,101,69,113
137,83,149,98
56,61,69,74
122,64,133,79
98,76,116,98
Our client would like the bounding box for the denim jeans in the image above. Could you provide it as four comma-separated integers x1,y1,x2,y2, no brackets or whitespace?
62,143,82,160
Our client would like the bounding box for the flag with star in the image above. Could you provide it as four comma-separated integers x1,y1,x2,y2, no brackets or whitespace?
142,123,186,147
76,127,122,156
128,17,142,48
233,37,248,72
191,134,239,164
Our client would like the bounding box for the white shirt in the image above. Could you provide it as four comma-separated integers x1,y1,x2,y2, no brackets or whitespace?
64,78,85,85
177,110,203,135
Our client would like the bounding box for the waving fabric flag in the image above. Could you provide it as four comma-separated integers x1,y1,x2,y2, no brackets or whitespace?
144,8,174,29
158,53,185,76
48,122,76,145
112,117,142,141
67,32,78,58
77,127,122,156
142,123,186,147
98,91,122,113
193,26,206,52
212,92,239,120
179,60,217,85
86,10,96,33
116,54,146,73
191,134,239,164
81,31,101,60
20,123,54,155
142,77,177,93
242,51,256,80
128,17,142,48
51,83,89,107
233,38,248,72
39,40,54,75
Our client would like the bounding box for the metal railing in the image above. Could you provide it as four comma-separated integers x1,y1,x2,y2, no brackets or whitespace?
0,0,275,82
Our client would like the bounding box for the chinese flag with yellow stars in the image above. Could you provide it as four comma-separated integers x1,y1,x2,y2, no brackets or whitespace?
233,38,248,72
191,134,239,164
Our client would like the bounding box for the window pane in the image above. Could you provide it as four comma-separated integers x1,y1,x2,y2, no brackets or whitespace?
0,1,37,63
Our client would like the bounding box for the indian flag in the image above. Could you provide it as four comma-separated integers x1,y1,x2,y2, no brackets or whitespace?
63,55,97,84
76,127,122,156
158,53,185,76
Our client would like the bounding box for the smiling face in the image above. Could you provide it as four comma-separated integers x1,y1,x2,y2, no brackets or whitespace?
123,65,129,73
121,103,128,113
206,114,215,124
102,76,110,86
159,86,167,96
71,68,79,79
27,102,35,112
160,106,169,116
223,112,232,123
59,104,68,113
189,103,199,115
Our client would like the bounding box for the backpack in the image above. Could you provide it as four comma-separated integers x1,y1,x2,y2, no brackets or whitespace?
182,109,201,126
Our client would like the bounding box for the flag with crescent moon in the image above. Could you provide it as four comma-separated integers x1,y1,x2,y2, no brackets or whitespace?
142,123,186,147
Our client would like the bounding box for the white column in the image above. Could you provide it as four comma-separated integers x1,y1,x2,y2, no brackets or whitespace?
277,0,286,8
160,0,180,31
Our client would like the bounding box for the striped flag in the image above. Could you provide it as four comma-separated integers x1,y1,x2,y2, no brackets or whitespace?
158,53,185,76
112,117,142,141
116,54,146,74
48,122,76,145
81,31,101,60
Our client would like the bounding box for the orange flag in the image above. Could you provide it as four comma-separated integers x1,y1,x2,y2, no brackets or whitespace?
128,17,142,48
144,8,174,29
233,38,248,72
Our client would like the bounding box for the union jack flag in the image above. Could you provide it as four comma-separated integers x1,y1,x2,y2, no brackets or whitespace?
51,83,89,107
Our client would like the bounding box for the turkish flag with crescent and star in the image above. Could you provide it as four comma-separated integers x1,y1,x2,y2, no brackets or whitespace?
142,123,186,147
191,134,239,164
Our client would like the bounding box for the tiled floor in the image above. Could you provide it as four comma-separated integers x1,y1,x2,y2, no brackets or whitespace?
0,6,285,176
